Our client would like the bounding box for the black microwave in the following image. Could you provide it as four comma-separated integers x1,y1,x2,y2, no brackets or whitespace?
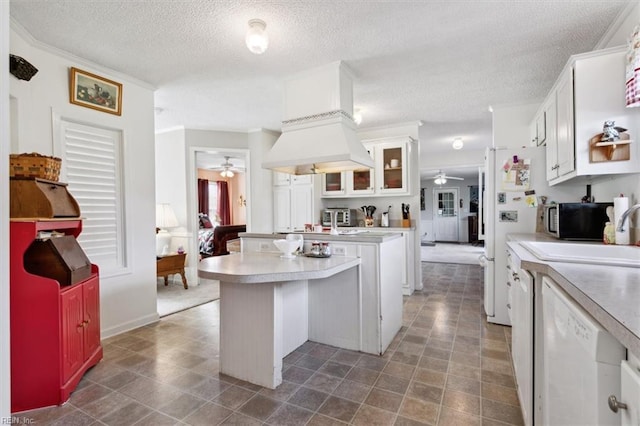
544,202,613,240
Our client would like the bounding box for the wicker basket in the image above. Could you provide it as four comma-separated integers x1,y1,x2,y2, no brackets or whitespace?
10,153,62,181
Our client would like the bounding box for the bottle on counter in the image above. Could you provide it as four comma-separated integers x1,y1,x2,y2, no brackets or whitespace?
321,242,331,257
603,222,616,245
311,242,321,256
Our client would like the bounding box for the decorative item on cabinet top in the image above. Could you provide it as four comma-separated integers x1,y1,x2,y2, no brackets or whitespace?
10,152,61,181
10,178,81,219
589,120,632,162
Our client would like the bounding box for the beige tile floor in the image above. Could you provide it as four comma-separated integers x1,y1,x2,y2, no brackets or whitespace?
16,263,522,425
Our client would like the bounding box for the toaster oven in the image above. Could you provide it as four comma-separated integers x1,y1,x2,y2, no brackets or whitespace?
321,208,357,227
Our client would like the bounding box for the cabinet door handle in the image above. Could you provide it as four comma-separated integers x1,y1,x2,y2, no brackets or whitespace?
608,395,627,413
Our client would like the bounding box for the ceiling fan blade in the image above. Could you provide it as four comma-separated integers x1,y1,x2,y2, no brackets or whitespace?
447,176,464,180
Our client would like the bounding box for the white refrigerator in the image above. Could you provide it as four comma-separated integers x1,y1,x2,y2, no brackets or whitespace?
479,145,547,326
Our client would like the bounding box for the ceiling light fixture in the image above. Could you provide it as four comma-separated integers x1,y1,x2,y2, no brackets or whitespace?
220,169,234,178
246,19,269,54
353,109,363,125
434,176,447,185
452,137,464,150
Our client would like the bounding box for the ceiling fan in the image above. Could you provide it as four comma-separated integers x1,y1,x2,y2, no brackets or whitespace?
210,156,245,177
427,170,464,185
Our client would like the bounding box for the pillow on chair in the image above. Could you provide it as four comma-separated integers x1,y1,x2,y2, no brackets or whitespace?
199,214,214,229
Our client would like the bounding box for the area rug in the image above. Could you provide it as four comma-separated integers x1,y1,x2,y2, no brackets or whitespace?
157,277,220,317
421,242,484,265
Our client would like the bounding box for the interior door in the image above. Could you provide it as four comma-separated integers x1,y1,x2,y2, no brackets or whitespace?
433,188,459,241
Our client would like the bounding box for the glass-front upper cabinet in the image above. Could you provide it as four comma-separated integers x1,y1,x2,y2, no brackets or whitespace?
322,172,346,196
377,141,408,194
348,145,375,195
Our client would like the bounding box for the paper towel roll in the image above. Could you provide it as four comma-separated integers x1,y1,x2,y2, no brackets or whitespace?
614,196,630,245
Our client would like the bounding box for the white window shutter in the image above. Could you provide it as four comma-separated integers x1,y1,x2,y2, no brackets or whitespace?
60,121,125,273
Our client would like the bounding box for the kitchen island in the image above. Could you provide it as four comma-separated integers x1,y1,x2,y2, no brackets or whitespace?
198,252,361,389
241,232,405,356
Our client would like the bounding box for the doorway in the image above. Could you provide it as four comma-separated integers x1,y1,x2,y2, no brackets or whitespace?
156,148,250,317
433,188,459,242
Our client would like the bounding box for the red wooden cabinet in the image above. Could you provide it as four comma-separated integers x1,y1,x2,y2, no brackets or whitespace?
10,220,103,413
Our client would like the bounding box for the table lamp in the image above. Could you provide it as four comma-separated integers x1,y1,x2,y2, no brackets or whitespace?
156,203,178,256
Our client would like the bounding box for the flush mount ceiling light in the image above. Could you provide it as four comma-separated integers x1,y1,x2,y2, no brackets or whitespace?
452,137,464,150
246,19,269,54
353,108,363,125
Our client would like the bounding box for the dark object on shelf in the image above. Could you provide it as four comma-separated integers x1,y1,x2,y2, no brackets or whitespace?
24,235,92,286
9,54,38,81
10,177,80,218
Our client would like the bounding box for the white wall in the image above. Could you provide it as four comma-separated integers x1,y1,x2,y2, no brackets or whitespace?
493,103,538,149
10,26,158,338
248,130,277,233
1,2,10,418
421,149,485,171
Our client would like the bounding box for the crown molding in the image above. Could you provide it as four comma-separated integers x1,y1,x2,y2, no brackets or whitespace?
10,17,156,91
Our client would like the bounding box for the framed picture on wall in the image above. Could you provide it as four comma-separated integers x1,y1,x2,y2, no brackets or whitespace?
69,67,122,116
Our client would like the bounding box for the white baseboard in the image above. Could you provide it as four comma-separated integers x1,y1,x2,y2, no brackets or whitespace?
101,312,159,340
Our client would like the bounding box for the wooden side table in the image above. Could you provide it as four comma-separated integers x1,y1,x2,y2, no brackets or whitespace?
157,253,188,289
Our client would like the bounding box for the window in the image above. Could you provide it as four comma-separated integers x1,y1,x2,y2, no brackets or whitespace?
208,182,219,225
438,192,455,217
59,120,125,275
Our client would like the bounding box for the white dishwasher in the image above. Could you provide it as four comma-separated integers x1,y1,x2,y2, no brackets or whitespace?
542,276,626,426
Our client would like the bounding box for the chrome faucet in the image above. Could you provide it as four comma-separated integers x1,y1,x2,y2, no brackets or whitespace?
616,203,640,232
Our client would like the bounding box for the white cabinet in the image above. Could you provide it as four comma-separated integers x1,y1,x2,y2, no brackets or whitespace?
374,139,409,195
542,47,640,185
273,173,314,232
321,137,412,198
508,248,533,426
554,67,575,180
274,172,312,187
539,66,574,182
321,172,346,196
620,356,640,426
348,144,376,195
529,108,547,147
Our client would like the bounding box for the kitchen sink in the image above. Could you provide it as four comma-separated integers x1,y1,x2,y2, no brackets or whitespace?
520,241,640,268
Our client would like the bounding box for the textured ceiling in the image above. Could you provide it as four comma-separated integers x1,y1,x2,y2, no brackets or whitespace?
10,0,629,176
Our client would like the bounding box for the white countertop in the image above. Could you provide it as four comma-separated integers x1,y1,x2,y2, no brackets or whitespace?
240,231,402,243
507,233,640,357
198,252,361,283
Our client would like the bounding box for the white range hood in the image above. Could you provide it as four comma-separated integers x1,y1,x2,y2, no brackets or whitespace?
263,61,374,175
